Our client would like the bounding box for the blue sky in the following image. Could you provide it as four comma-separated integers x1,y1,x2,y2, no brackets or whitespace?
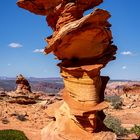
0,0,140,80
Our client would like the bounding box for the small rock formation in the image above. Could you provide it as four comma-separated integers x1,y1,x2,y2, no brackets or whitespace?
8,75,37,104
121,84,140,109
17,0,117,139
121,93,140,109
15,74,32,94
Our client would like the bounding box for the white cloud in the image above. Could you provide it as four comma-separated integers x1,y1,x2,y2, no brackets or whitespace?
33,49,44,53
9,42,23,48
7,63,12,66
122,66,127,70
121,51,132,55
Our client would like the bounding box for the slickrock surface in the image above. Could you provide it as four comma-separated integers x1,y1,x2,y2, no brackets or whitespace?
119,83,140,109
0,91,140,140
121,92,140,109
17,0,117,139
0,95,63,140
105,106,140,130
104,82,140,133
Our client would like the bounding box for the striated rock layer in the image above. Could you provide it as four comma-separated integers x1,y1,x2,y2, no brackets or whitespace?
17,0,117,139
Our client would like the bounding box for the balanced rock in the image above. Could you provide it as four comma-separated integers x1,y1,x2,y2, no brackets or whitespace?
17,0,117,139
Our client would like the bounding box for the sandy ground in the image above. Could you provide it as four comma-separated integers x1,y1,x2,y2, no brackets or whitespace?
0,100,59,140
0,99,140,140
105,107,140,129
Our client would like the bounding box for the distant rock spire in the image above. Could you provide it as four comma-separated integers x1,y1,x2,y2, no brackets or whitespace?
16,74,32,94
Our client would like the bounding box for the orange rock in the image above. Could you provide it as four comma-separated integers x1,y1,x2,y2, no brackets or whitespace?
17,0,117,139
45,9,113,60
17,0,103,15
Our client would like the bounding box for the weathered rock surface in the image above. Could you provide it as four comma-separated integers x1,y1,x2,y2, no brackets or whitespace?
17,0,103,15
42,102,116,140
45,9,115,60
121,93,140,109
0,99,57,140
17,0,117,139
7,92,37,104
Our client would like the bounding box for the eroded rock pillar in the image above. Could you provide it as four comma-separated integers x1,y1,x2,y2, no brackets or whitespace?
41,63,116,139
16,0,117,139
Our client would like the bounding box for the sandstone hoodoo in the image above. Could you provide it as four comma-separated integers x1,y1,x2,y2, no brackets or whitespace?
17,0,117,139
16,74,32,94
8,74,37,104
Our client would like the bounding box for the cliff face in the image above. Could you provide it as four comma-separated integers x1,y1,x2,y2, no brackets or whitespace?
17,0,117,139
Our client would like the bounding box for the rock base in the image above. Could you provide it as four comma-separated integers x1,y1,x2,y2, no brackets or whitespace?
41,102,116,140
42,122,116,140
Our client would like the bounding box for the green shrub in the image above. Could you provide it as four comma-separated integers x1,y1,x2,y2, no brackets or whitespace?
104,114,128,136
105,95,122,109
130,125,140,136
0,129,28,140
111,101,122,109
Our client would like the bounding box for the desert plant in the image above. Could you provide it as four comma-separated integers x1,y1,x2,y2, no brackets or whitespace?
105,95,120,103
105,95,122,109
111,100,122,109
104,114,128,136
0,129,28,140
130,125,140,136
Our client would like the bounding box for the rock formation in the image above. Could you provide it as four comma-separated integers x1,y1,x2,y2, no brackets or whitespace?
17,0,117,139
15,74,32,94
8,75,37,104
